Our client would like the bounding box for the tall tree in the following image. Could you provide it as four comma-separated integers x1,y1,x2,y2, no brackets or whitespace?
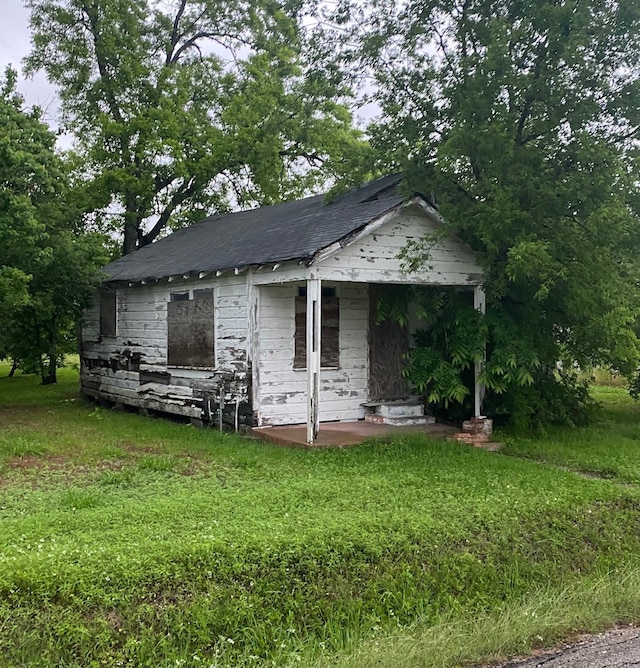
0,68,108,383
26,0,369,254
328,0,640,424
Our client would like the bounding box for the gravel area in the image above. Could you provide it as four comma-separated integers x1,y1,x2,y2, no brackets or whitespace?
491,627,640,667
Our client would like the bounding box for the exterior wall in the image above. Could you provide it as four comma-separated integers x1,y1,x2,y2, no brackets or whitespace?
255,282,369,426
314,206,482,285
80,274,250,424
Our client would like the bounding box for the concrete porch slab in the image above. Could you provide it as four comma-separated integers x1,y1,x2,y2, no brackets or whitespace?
252,420,458,449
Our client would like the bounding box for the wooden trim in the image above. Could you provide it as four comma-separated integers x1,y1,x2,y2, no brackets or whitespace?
306,278,321,443
473,285,487,417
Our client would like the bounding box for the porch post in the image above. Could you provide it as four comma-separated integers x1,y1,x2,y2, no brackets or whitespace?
473,285,486,418
306,277,322,443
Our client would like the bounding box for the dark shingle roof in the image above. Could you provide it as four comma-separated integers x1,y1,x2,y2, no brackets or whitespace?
104,174,405,283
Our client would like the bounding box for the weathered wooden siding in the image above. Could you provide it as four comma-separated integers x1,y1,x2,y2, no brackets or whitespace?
255,283,368,426
80,275,250,423
315,206,482,285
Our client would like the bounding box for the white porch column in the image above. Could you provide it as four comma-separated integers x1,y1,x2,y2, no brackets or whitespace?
473,285,487,418
306,277,322,443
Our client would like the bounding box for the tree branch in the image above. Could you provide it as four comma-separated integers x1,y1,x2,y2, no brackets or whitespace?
514,41,548,145
169,31,251,65
81,0,125,127
165,0,188,66
141,179,200,245
155,173,179,194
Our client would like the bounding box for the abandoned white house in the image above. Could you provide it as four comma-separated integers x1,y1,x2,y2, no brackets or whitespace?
80,175,485,443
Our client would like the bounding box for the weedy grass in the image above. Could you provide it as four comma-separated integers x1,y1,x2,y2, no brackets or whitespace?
316,566,640,668
504,386,640,483
1,363,640,667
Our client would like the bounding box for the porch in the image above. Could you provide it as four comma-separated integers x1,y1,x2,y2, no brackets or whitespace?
253,277,486,445
252,419,458,449
249,199,486,444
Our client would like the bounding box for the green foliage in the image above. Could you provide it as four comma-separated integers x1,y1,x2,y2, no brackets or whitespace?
486,368,596,432
404,347,470,406
401,289,485,406
26,0,371,254
379,288,541,419
325,0,640,426
0,70,109,383
2,370,640,666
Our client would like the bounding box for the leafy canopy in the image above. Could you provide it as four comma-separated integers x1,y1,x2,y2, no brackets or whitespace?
325,0,640,426
0,68,108,383
26,0,372,254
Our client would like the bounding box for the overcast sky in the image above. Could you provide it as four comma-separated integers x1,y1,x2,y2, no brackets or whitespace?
1,0,61,125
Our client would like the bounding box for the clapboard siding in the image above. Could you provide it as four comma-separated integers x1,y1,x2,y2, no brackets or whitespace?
316,208,482,285
256,283,368,426
80,274,250,421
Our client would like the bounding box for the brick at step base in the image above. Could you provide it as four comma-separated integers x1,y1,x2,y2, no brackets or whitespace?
448,432,504,452
461,417,493,437
449,432,490,444
365,413,436,426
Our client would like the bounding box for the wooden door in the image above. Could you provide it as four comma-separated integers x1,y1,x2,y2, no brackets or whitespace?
368,284,411,401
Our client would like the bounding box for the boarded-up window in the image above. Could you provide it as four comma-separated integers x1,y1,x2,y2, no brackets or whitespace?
167,290,215,367
294,288,340,368
99,290,117,337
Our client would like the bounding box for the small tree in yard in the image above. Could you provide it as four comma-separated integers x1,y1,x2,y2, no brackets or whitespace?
324,0,640,427
0,69,108,383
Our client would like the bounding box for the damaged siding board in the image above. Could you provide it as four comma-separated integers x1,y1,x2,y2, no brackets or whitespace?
82,300,101,343
81,274,251,424
251,263,308,286
256,283,368,427
216,274,249,370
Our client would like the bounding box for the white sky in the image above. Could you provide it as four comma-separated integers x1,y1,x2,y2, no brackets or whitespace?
0,0,61,125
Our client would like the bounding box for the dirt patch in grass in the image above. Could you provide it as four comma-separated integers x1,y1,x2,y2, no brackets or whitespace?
0,454,132,489
5,453,72,471
115,440,162,455
0,406,52,428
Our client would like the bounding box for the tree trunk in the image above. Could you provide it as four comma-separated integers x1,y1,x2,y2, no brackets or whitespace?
42,354,58,385
122,221,139,255
41,317,58,385
8,359,18,377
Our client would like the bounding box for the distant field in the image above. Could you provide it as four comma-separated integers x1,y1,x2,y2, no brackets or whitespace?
1,362,640,668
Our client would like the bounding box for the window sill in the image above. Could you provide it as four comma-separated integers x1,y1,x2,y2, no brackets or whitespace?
293,367,340,371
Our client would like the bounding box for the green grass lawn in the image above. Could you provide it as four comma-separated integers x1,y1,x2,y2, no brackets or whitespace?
1,363,640,667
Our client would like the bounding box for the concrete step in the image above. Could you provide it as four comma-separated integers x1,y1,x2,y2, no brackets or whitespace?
365,413,436,426
376,403,425,418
